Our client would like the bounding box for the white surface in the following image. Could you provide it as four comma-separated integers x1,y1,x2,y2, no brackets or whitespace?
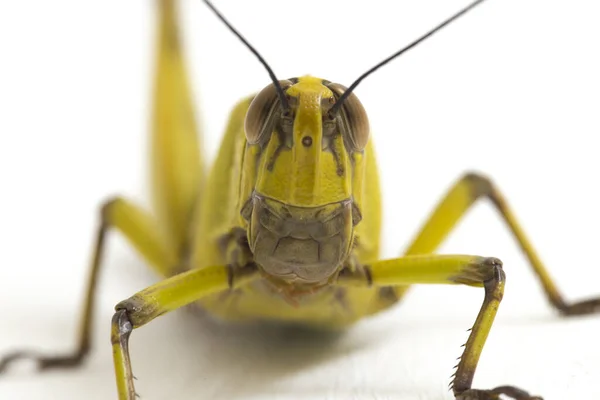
1,0,599,399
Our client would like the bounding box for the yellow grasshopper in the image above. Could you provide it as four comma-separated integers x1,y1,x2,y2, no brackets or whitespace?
1,0,599,399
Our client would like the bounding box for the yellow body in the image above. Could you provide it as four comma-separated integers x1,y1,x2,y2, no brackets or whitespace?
188,84,391,327
2,2,598,400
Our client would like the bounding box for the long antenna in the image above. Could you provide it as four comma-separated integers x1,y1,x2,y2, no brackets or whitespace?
202,0,290,111
329,0,488,117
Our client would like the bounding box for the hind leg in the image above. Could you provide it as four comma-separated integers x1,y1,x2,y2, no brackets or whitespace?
150,0,204,258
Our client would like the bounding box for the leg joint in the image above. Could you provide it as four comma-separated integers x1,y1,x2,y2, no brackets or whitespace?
110,309,133,346
450,256,504,287
463,172,495,198
483,258,506,303
114,296,158,329
100,196,123,224
227,262,259,289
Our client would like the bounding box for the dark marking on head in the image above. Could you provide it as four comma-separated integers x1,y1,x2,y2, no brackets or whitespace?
266,128,289,171
302,136,313,147
266,145,283,171
324,138,345,178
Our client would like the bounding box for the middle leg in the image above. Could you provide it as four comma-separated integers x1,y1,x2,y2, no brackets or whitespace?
0,197,178,374
403,172,600,315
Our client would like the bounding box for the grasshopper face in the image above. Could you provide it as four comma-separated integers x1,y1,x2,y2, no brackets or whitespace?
242,75,369,285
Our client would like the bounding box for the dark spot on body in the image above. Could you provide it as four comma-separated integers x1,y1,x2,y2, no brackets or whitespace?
302,136,313,147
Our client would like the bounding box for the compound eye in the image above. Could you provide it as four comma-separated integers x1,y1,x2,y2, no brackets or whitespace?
327,82,370,151
245,80,292,145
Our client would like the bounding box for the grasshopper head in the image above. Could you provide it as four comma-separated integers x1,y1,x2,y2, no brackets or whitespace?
242,75,369,286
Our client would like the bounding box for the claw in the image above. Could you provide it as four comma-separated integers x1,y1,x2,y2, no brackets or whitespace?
456,387,543,400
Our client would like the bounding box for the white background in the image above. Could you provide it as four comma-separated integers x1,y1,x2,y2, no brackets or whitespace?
1,0,599,399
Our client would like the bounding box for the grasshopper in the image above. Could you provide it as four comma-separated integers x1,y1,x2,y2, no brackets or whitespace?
1,0,599,399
